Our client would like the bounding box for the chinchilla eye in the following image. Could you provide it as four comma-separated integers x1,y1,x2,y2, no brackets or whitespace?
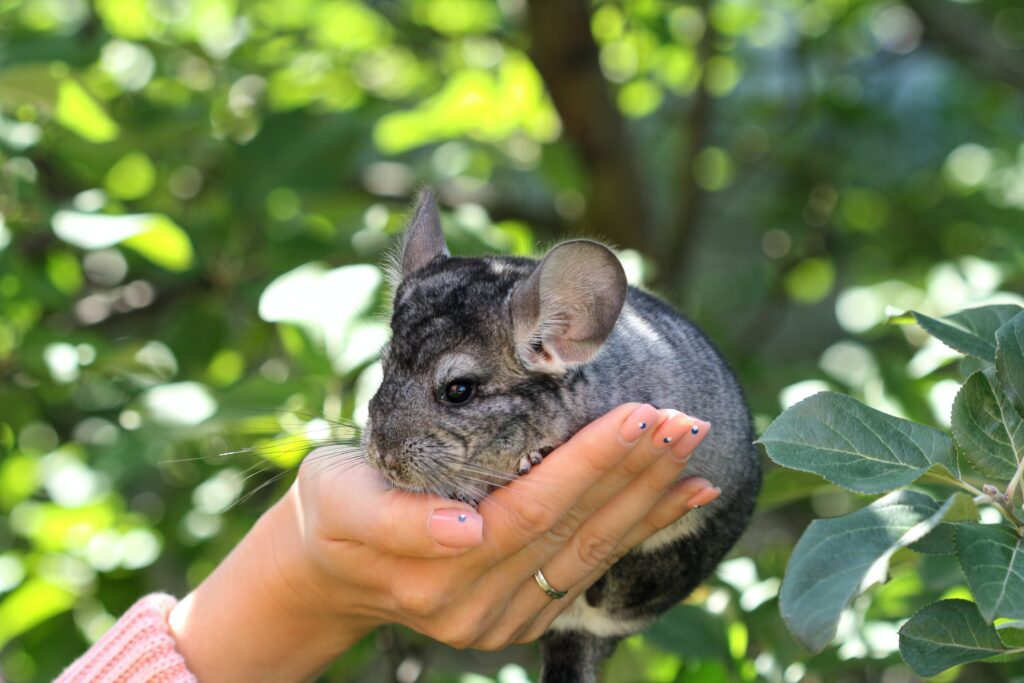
442,379,475,405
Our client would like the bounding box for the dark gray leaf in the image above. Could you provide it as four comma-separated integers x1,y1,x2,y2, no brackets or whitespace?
913,305,1023,362
952,369,1024,480
996,311,1024,420
956,522,1024,622
899,599,1018,677
758,392,958,494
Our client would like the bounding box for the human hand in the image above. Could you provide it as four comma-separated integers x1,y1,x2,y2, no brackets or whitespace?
170,403,718,681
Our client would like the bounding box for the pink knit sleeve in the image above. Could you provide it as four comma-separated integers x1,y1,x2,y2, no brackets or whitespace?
56,593,197,683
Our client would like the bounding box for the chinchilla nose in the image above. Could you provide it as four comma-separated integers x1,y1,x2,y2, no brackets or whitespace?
372,428,407,466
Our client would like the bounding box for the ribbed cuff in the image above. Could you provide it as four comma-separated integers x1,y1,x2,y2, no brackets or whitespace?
56,594,196,683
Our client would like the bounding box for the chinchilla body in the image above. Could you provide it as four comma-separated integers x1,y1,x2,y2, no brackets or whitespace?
364,191,761,683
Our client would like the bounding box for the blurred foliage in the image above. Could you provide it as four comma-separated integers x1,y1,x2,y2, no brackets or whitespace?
0,0,1023,681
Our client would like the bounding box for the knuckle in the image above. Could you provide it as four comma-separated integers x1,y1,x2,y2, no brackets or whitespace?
543,504,586,545
435,623,477,650
510,500,559,537
473,634,506,652
393,583,443,617
575,530,618,568
545,518,575,545
520,617,555,644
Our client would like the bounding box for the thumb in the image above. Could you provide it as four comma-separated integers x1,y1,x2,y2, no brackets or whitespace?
312,459,483,558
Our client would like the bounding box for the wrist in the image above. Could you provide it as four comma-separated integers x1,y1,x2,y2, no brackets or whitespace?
169,485,375,682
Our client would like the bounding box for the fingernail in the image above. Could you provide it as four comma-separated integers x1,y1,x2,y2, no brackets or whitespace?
687,486,721,509
672,419,710,461
619,404,658,443
654,414,691,451
429,508,483,548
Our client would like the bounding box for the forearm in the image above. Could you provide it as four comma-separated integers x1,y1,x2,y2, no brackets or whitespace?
169,489,375,682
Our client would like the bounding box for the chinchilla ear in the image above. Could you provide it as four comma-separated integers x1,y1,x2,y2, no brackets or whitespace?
511,240,627,373
398,188,449,281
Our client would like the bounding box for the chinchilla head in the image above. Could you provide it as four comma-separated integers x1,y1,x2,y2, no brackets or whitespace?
363,189,627,503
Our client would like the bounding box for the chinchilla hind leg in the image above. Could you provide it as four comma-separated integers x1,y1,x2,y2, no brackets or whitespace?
540,630,619,683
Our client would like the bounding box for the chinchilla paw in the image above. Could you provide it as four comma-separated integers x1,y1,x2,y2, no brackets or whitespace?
529,450,544,466
517,455,533,475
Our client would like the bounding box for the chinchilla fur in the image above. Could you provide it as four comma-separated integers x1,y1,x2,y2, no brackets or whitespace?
363,189,761,683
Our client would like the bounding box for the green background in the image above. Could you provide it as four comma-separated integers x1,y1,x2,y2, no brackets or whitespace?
1,0,1023,680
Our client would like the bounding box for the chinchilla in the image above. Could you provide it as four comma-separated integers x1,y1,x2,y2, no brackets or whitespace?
363,189,761,683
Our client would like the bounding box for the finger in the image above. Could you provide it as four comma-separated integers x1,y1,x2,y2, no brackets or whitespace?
516,478,720,643
498,440,709,642
498,410,707,580
476,402,656,561
309,460,483,557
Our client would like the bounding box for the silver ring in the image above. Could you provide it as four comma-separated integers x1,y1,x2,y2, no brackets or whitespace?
533,569,568,599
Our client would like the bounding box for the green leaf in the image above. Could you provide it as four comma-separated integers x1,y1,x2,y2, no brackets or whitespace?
909,493,979,555
757,392,958,495
54,79,120,143
952,369,1024,480
121,215,195,271
0,578,76,648
912,305,1023,363
956,522,1024,622
755,468,839,513
52,211,195,271
899,599,1021,677
780,490,953,652
644,604,730,661
996,311,1024,420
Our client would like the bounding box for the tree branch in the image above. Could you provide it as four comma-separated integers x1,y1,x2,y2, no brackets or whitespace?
524,0,652,253
653,0,715,297
905,0,1024,93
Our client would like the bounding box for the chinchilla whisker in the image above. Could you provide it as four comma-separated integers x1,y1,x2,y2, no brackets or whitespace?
217,436,362,461
228,469,296,510
303,450,370,481
444,472,547,507
215,406,363,429
449,461,550,491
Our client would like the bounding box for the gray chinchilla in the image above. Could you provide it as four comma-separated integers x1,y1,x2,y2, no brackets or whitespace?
364,189,761,683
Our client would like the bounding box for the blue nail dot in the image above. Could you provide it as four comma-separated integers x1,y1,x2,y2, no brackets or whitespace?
691,425,700,435
639,421,647,430
663,437,672,444
458,513,467,523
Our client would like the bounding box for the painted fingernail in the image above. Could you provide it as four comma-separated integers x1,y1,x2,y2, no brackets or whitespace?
687,486,721,509
620,404,658,443
673,420,710,458
654,414,691,451
430,508,483,548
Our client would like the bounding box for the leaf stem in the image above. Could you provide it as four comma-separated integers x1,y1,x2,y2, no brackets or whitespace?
922,472,1024,529
1007,456,1024,506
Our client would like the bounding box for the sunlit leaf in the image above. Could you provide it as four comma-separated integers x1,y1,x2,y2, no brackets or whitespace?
105,152,157,200
0,579,76,649
780,490,953,652
121,215,195,271
54,79,119,143
52,211,194,271
908,492,978,555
